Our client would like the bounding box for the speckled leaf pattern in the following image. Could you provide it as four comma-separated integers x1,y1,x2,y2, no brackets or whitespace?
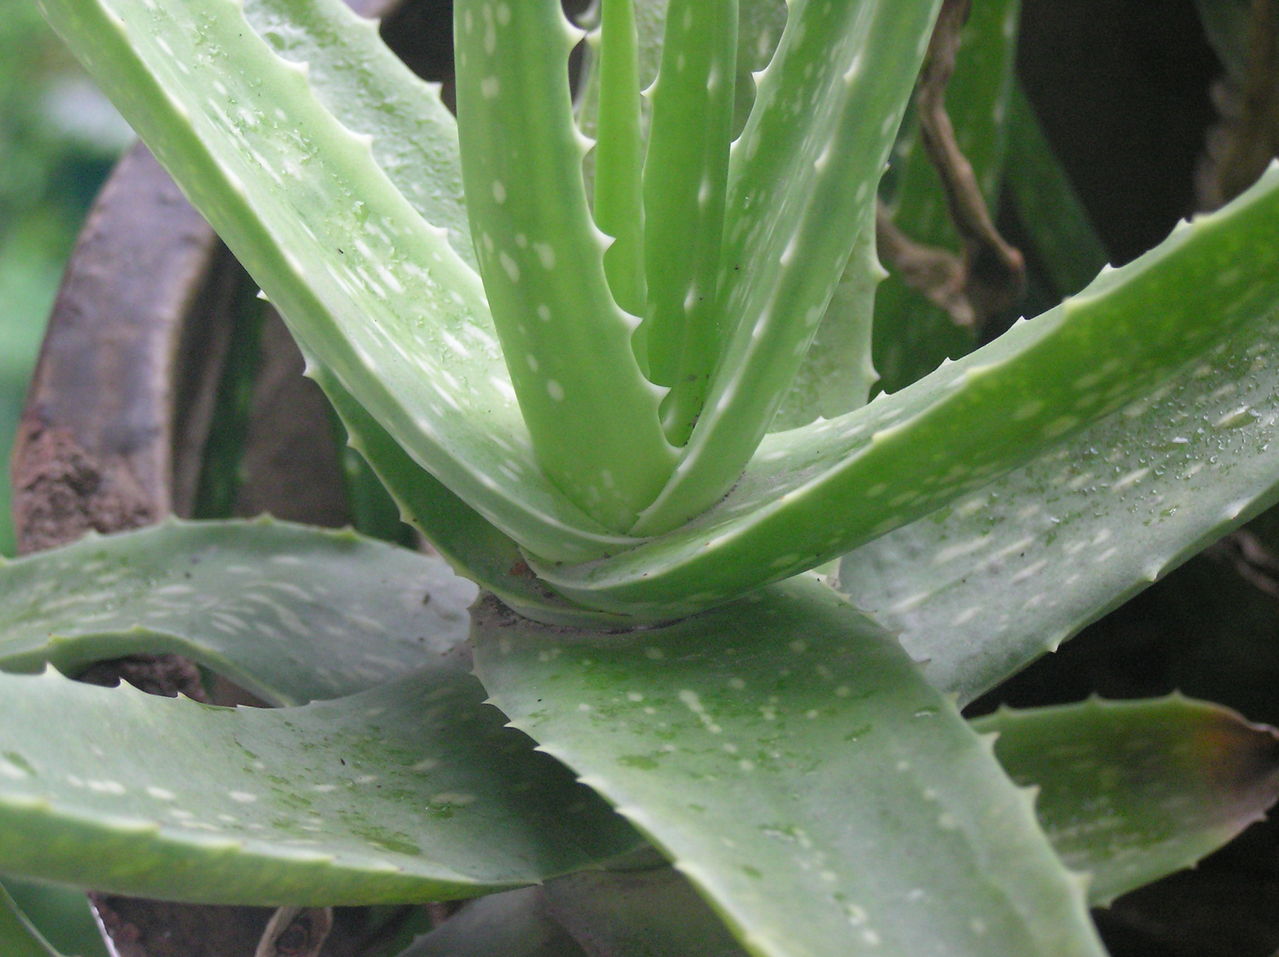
0,885,63,957
0,666,639,905
836,271,1279,703
873,0,1021,393
474,577,1105,957
38,0,637,565
533,167,1279,618
977,696,1279,906
454,0,676,531
0,520,476,705
636,0,943,533
317,362,635,628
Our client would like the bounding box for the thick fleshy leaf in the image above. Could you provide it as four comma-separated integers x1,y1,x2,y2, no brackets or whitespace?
836,260,1279,702
0,879,108,957
474,577,1104,957
873,0,1021,393
635,0,942,533
39,0,636,564
0,667,639,905
977,696,1279,906
0,885,63,957
534,166,1279,619
0,519,476,705
454,0,676,531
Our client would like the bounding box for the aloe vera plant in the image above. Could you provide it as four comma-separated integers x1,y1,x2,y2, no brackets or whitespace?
8,0,1279,953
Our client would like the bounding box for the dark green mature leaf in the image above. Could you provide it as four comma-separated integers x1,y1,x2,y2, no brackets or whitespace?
0,667,639,905
474,577,1104,957
0,520,476,705
837,277,1279,703
0,884,63,957
0,878,108,957
401,887,587,957
544,868,749,956
874,0,1022,393
978,696,1279,906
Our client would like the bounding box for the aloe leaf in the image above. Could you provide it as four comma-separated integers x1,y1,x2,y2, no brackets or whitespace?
640,0,738,443
873,0,1022,393
0,885,63,957
401,888,587,957
771,207,882,430
836,253,1279,702
0,520,476,705
1005,84,1108,299
534,166,1279,619
474,577,1104,957
635,0,942,534
0,666,639,905
544,868,749,956
592,0,646,318
39,0,637,564
977,696,1279,907
242,0,473,266
454,0,676,531
316,362,634,629
1,878,109,957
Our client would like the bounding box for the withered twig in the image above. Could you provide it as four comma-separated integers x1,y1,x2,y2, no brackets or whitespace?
255,906,334,957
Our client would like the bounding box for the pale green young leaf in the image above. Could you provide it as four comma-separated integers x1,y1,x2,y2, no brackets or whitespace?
0,667,639,905
635,0,942,533
640,0,738,443
534,167,1279,618
0,520,475,706
977,696,1279,907
454,0,675,531
474,577,1104,957
38,0,633,564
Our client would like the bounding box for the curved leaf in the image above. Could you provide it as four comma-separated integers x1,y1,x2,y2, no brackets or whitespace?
0,885,63,957
534,166,1279,618
0,519,476,705
978,696,1279,906
837,277,1279,702
0,667,639,905
39,0,633,563
474,577,1104,957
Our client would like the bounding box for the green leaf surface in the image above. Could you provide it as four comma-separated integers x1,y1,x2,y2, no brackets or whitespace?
873,0,1021,393
978,696,1279,906
640,0,738,443
0,885,63,957
0,666,639,905
316,363,634,628
0,878,108,957
454,0,675,531
39,0,636,564
1004,84,1108,299
836,244,1279,702
401,887,587,957
636,0,942,533
544,868,748,956
474,577,1104,957
534,166,1279,619
0,519,476,705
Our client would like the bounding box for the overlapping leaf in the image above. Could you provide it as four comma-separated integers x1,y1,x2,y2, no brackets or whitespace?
475,577,1104,957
